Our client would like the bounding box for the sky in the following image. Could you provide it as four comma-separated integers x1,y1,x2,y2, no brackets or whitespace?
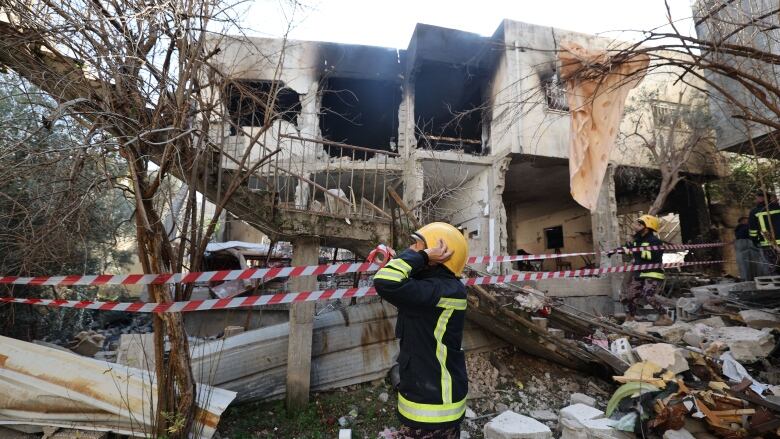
238,0,698,48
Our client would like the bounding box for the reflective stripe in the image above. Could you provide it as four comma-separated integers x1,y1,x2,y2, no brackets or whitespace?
387,258,413,276
436,297,467,310
434,308,455,403
374,269,405,282
750,230,759,237
397,393,467,423
640,271,665,280
641,250,651,260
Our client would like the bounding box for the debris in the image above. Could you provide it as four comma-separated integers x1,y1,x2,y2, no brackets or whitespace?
648,322,692,344
45,429,108,439
739,309,780,329
621,320,653,334
531,317,548,330
466,407,477,419
606,382,660,416
547,328,564,338
338,416,349,427
690,316,726,328
682,323,714,347
338,429,351,439
720,352,769,394
558,403,604,424
662,428,696,439
0,426,37,438
65,330,105,357
0,335,234,438
635,344,690,374
378,392,389,403
711,326,776,362
223,325,245,337
569,392,596,407
460,432,471,439
483,411,552,439
610,338,637,364
529,410,557,422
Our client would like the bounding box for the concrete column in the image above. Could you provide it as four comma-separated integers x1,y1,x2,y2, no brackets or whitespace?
590,165,622,305
397,81,415,158
487,155,512,274
286,235,319,410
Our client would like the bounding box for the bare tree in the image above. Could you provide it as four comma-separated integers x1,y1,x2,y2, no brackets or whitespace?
0,0,293,436
620,86,717,215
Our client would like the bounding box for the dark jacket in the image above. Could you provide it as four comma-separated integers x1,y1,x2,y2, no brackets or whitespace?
735,223,750,240
749,201,780,247
629,231,664,280
373,249,468,430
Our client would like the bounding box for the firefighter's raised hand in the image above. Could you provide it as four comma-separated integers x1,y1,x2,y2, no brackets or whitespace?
425,238,453,265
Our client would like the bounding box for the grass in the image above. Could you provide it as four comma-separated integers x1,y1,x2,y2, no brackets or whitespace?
218,382,399,439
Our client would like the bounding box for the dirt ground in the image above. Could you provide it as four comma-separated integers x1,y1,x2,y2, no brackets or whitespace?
216,347,615,439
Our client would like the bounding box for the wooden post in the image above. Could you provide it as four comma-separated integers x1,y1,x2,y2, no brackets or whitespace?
286,236,319,410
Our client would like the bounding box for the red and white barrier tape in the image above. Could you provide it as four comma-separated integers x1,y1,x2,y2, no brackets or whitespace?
0,243,724,287
0,260,721,313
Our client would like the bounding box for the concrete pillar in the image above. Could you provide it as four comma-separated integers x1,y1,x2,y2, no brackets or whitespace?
286,235,319,410
487,155,512,274
590,165,622,305
397,81,415,158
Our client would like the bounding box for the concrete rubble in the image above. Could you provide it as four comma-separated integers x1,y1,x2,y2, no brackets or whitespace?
483,411,552,439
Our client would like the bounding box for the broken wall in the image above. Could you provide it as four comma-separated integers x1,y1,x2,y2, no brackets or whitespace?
506,200,594,270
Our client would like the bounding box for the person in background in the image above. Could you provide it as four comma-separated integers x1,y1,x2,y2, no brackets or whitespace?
734,216,760,281
618,214,672,326
748,191,780,276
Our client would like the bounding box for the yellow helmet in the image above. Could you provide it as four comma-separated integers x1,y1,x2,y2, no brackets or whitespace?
638,214,660,232
412,222,469,277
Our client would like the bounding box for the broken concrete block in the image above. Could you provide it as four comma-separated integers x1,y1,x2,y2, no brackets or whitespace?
529,409,557,422
610,338,638,364
663,428,696,439
711,326,776,362
558,403,604,424
621,320,653,334
569,392,596,407
223,325,245,337
648,322,692,344
682,324,714,347
547,328,564,338
116,333,155,371
484,411,552,439
531,317,548,330
67,331,105,357
559,418,631,439
635,343,689,374
690,316,726,328
739,309,780,329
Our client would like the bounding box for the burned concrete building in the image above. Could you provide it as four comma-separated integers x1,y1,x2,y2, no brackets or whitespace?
209,20,726,314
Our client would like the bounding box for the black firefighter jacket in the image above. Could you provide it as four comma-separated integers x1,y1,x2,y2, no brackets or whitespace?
373,249,468,430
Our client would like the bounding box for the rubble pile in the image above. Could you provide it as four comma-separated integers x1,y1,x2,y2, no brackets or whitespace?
481,276,780,439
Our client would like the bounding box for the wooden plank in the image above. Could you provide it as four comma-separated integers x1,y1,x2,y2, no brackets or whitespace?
286,236,319,409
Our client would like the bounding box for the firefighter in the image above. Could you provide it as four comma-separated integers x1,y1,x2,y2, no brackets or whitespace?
748,191,780,275
619,214,672,326
373,222,468,439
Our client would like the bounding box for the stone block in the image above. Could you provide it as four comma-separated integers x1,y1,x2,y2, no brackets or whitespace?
484,411,553,439
558,403,604,424
739,310,780,329
648,322,692,343
712,326,776,362
682,324,714,347
569,392,596,407
690,316,726,328
529,409,557,421
635,343,689,374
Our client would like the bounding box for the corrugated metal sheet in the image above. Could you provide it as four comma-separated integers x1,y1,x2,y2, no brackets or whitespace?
0,335,235,438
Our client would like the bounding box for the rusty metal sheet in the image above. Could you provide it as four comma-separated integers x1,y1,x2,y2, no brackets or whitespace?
0,335,235,438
